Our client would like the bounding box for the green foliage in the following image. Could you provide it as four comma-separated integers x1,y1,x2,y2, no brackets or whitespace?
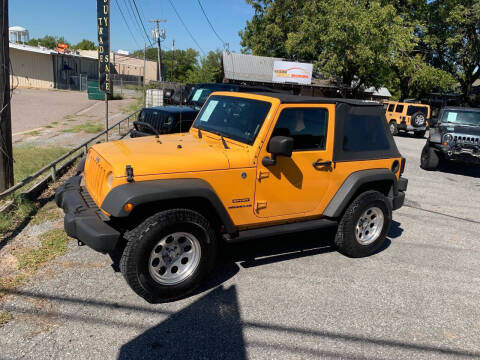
26,35,69,49
72,39,96,50
422,0,480,103
13,146,68,184
184,50,223,84
240,0,478,102
132,48,200,83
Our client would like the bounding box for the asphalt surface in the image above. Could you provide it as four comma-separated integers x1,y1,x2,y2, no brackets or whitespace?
1,134,480,360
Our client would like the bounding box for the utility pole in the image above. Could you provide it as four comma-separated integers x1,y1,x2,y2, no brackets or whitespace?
171,39,174,82
143,43,146,107
0,0,14,191
149,19,166,82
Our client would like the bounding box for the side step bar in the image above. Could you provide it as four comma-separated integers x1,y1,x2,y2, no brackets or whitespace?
224,218,338,243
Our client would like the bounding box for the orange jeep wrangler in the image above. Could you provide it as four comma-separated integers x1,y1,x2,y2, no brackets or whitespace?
56,92,408,303
385,101,430,137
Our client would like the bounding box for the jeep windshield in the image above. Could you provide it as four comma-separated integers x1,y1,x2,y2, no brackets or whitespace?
193,95,272,145
441,110,480,127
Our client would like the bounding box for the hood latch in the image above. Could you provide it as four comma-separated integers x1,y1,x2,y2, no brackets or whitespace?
126,165,134,182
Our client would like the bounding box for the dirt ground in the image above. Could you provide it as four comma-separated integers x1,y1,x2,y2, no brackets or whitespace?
10,88,138,147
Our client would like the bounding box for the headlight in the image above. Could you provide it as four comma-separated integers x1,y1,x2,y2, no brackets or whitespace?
107,172,113,188
443,134,453,143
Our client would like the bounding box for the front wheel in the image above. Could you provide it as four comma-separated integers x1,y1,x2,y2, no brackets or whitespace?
334,191,392,258
420,144,439,171
120,209,218,303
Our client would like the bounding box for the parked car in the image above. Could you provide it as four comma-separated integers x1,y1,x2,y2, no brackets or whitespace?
56,91,407,303
131,83,278,137
420,107,480,170
384,101,431,137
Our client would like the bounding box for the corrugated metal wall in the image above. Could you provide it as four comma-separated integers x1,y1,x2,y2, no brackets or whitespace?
10,48,54,89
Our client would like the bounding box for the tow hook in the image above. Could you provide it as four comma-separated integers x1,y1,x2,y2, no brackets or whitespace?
448,150,453,156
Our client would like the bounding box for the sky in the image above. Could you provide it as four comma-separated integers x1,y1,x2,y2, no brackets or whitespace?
9,0,255,54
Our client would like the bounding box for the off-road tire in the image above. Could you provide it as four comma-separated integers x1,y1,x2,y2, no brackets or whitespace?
420,144,439,171
389,121,398,136
120,209,218,303
411,111,427,128
414,130,426,138
334,191,392,258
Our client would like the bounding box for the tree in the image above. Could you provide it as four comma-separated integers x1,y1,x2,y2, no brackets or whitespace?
241,0,417,93
185,50,223,83
423,0,480,104
25,35,68,49
73,39,96,50
132,47,200,83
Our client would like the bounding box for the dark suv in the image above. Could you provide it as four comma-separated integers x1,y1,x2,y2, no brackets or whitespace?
420,107,480,170
131,83,277,137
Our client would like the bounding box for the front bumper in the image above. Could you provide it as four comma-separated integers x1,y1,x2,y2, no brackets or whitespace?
393,177,408,210
55,176,120,253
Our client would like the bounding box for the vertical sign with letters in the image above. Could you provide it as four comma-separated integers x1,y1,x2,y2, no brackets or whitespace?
97,0,111,93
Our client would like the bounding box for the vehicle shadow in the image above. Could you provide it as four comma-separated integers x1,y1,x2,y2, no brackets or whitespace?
437,161,480,178
110,225,396,301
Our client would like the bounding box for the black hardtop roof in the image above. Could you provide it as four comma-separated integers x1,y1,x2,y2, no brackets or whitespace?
442,106,480,112
248,92,382,107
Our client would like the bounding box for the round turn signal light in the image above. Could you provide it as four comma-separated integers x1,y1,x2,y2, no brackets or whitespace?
124,203,133,212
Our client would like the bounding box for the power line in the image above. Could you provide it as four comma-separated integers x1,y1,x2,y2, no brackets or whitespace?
196,0,226,47
113,0,141,48
131,0,154,47
121,0,150,46
167,0,206,56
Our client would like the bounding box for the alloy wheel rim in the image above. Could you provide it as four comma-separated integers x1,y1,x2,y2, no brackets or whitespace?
148,232,201,285
415,115,425,126
355,207,385,245
390,123,396,134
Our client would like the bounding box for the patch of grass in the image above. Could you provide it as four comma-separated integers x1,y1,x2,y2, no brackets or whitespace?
0,311,13,325
63,114,77,121
16,229,69,272
121,96,143,114
45,125,53,128
25,130,41,136
0,198,35,234
62,121,103,134
51,121,59,125
30,202,61,225
13,145,69,184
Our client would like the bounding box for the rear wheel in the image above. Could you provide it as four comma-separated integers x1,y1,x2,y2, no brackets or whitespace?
120,209,218,303
334,191,392,258
389,121,398,136
420,144,439,171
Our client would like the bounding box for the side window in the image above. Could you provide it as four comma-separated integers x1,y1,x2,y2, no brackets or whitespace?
395,104,404,113
388,104,395,112
272,108,328,151
343,114,390,152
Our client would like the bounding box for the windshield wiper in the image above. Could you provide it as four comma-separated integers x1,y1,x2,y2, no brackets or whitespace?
209,130,229,149
220,134,230,149
197,127,202,138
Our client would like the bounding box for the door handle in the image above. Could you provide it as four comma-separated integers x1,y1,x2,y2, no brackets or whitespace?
313,160,332,169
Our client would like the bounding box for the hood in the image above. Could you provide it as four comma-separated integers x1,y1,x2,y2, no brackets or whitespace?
439,124,480,137
144,106,198,116
91,133,230,177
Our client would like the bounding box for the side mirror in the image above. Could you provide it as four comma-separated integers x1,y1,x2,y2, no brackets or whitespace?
262,136,294,166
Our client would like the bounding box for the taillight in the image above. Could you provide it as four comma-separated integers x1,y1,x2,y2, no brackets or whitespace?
400,157,406,175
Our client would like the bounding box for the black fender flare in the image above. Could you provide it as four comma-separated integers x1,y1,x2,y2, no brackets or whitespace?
323,169,397,218
101,178,236,233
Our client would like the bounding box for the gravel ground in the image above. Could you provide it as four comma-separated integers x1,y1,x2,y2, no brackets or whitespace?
1,134,480,360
